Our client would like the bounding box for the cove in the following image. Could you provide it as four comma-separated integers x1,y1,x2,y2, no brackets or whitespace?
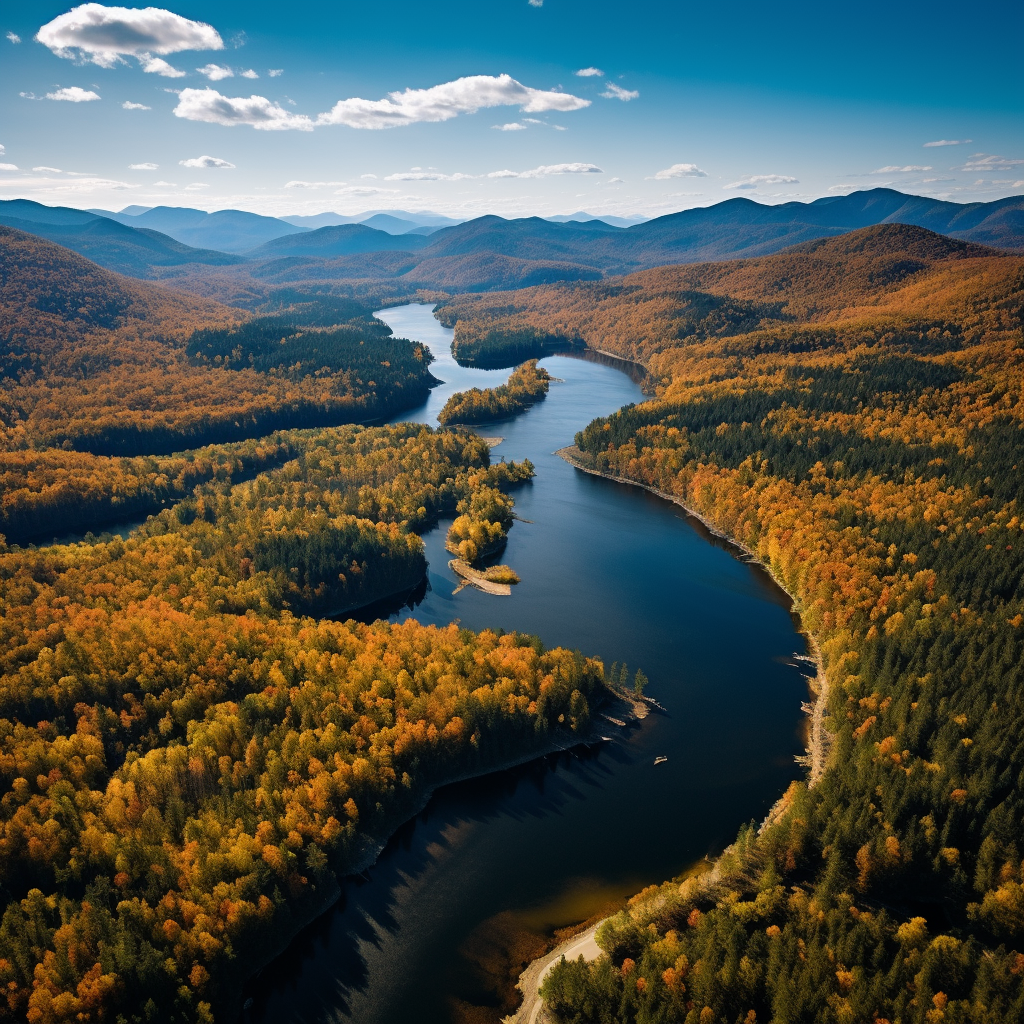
243,304,811,1024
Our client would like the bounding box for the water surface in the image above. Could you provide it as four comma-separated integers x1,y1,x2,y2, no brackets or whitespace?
246,304,810,1024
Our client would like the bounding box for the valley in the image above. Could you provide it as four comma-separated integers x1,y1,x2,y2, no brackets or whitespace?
0,204,1022,1024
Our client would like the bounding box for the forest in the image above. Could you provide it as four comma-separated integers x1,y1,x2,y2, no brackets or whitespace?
0,419,607,1023
437,360,552,426
445,224,1024,1022
0,227,436,456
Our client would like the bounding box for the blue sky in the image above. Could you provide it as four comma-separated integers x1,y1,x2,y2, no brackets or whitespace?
1,0,1021,219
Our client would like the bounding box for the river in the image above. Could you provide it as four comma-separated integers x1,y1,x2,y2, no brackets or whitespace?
243,303,810,1024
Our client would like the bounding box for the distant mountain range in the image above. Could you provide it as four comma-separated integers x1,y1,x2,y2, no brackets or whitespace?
91,206,308,252
0,200,244,277
1,189,1020,289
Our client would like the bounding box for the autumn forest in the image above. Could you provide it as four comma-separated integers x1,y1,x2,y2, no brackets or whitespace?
2,202,1024,1024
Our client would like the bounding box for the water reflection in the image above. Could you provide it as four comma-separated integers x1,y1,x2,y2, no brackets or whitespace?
245,304,808,1024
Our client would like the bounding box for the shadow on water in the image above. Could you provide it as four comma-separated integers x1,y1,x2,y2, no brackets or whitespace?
244,304,811,1024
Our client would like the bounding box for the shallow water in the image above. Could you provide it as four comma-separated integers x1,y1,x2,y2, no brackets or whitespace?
245,304,810,1024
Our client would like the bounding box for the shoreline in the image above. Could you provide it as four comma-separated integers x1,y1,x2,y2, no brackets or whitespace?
554,445,831,785
234,689,640,1021
500,446,834,1024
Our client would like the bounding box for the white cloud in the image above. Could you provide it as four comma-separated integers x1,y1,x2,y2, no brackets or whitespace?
334,185,400,196
122,100,150,110
650,162,707,180
184,182,209,190
724,174,798,189
0,145,4,154
36,5,223,68
528,0,543,6
33,166,63,173
152,179,175,186
197,63,233,81
317,74,589,129
268,69,283,77
0,163,18,171
493,122,527,131
958,153,1024,171
284,180,346,188
575,67,604,77
360,173,377,179
240,69,258,79
488,162,602,179
607,177,624,183
924,139,972,147
0,173,136,193
384,170,474,181
129,162,158,170
46,86,101,102
141,55,185,77
871,164,931,173
173,88,314,130
6,31,20,43
601,82,639,101
179,154,235,168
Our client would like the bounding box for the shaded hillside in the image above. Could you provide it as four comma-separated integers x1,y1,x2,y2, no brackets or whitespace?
438,224,1018,366
0,229,435,454
9,189,1019,293
232,190,1024,294
449,223,1024,1023
0,200,244,277
97,205,308,252
0,224,240,376
247,222,429,257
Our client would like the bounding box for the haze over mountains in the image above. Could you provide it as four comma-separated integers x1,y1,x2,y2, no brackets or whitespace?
0,189,1020,289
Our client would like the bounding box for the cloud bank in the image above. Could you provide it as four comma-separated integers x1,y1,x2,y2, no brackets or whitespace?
601,83,639,101
384,170,474,181
488,162,602,178
958,153,1023,171
141,55,184,77
651,162,707,180
46,87,100,102
872,165,931,173
724,174,798,190
197,63,234,81
179,155,236,169
317,74,589,129
173,88,314,130
36,4,223,68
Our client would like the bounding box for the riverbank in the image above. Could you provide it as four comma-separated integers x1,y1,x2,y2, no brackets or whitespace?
498,445,835,1024
235,686,643,1021
554,445,831,784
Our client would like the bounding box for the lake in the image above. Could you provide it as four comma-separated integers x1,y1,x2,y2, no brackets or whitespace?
244,303,810,1024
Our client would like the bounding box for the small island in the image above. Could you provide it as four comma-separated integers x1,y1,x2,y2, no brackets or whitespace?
437,359,552,425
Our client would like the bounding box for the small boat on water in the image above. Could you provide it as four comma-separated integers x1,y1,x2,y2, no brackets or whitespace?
654,755,669,765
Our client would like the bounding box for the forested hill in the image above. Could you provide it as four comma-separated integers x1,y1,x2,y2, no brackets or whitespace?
0,228,436,454
444,223,1024,1022
437,223,1018,366
0,200,244,278
4,190,1020,293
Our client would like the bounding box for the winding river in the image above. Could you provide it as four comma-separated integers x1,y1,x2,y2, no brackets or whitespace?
243,304,810,1024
